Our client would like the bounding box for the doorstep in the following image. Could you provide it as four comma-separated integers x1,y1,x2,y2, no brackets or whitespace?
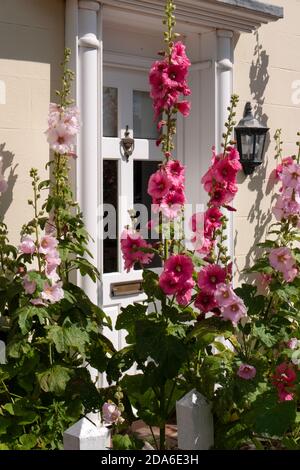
131,420,178,449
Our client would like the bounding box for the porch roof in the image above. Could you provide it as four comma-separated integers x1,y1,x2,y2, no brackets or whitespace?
100,0,283,33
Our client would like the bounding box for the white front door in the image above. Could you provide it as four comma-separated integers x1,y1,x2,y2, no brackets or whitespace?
101,67,162,350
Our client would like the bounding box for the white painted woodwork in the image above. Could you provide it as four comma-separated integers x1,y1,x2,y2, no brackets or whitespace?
101,68,162,353
176,389,214,450
77,0,101,305
0,340,5,364
63,415,111,450
217,29,234,266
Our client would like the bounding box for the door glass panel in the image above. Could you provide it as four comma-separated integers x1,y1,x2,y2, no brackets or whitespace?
134,161,162,269
103,87,118,137
103,159,118,273
133,90,157,139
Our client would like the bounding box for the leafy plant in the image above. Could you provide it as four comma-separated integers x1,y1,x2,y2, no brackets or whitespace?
0,50,114,450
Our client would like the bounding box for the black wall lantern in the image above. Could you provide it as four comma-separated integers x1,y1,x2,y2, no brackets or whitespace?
235,102,269,175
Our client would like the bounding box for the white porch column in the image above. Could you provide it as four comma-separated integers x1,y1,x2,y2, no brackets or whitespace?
217,30,234,264
77,0,102,304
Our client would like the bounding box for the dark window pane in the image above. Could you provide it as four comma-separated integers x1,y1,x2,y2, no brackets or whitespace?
133,90,158,139
103,159,118,273
103,87,118,137
134,161,162,269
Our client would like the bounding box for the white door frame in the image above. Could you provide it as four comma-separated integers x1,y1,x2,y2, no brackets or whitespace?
65,0,235,304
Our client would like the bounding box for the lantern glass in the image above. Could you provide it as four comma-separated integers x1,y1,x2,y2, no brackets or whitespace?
241,133,255,162
253,133,266,163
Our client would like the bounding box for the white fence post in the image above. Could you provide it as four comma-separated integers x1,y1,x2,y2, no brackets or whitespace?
63,412,111,450
0,340,5,364
176,389,214,450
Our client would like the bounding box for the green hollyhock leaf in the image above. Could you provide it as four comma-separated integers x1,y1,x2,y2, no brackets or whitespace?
116,303,147,333
47,324,89,355
18,434,37,450
245,391,296,436
37,365,73,395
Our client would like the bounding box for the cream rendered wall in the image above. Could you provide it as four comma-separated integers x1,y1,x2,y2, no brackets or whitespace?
233,0,300,283
0,0,65,243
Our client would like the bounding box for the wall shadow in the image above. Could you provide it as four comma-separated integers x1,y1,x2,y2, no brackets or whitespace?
235,31,275,284
0,143,18,222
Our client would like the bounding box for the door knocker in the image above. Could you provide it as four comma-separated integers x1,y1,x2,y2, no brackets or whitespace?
120,125,135,161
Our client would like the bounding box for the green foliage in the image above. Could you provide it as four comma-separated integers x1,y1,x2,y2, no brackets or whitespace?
0,49,113,449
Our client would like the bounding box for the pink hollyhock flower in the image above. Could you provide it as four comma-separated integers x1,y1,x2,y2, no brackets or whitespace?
41,282,64,304
210,184,237,206
45,249,61,267
23,276,37,295
269,247,295,273
148,170,172,200
237,364,257,380
283,266,298,283
162,64,188,89
39,235,58,255
273,362,296,402
194,291,217,313
281,162,300,190
163,90,180,109
273,191,300,221
204,207,223,235
201,168,214,193
102,402,124,426
228,146,241,162
275,156,294,180
287,338,299,350
19,236,36,255
120,229,154,272
195,236,214,255
176,279,195,306
198,264,227,293
159,271,180,295
165,160,185,184
177,101,191,117
215,283,238,307
278,388,295,402
164,254,194,282
160,188,186,219
171,42,191,67
221,299,247,325
213,158,238,184
46,124,76,155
